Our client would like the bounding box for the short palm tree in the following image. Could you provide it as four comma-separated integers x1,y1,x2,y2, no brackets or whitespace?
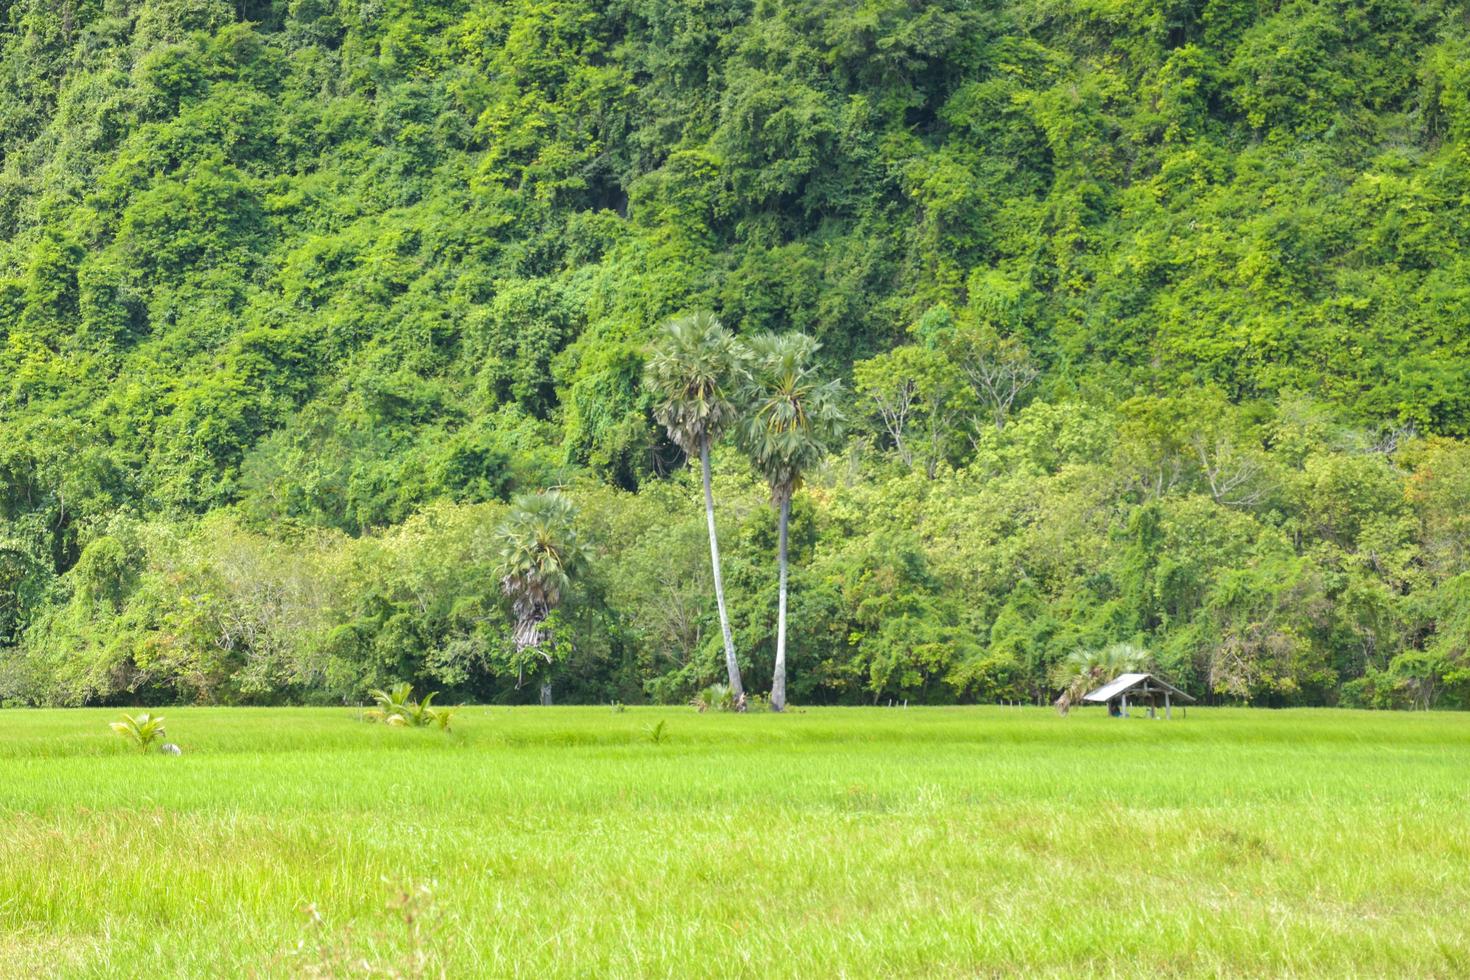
737,333,844,711
1051,642,1152,715
110,712,166,753
690,682,744,713
494,491,587,705
645,311,746,702
364,683,455,728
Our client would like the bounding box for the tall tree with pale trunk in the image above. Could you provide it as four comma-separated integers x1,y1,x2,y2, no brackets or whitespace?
644,311,746,702
738,333,844,712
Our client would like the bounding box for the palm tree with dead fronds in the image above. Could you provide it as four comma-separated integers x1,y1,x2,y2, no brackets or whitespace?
1051,643,1151,715
494,491,587,705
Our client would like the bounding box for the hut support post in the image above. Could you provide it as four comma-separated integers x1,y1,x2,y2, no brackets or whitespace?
1165,692,1171,719
1121,693,1128,718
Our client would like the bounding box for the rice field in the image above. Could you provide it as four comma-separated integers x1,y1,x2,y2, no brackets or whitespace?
2,705,1468,977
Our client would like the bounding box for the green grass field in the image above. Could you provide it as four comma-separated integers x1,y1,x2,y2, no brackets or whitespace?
2,706,1468,977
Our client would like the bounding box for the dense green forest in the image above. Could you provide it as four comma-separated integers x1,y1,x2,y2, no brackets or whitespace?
1,0,1468,709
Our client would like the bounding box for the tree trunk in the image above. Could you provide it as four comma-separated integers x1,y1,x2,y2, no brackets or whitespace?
540,679,553,706
772,495,790,712
703,442,743,701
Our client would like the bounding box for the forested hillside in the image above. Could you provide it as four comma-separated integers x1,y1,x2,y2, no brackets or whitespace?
1,0,1468,708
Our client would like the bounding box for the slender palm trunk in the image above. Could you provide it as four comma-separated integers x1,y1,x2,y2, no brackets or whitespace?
702,443,743,700
772,494,790,712
539,679,553,706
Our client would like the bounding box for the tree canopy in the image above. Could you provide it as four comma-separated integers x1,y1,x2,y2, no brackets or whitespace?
1,0,1469,709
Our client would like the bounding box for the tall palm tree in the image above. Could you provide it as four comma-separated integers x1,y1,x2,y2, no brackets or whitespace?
644,311,745,702
737,333,844,711
494,491,587,705
1051,642,1151,715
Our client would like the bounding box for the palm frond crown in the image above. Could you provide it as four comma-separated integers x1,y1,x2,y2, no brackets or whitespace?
644,311,743,457
736,333,845,503
1051,642,1153,714
494,491,587,642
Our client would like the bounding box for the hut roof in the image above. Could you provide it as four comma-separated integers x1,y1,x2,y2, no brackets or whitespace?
1082,672,1195,703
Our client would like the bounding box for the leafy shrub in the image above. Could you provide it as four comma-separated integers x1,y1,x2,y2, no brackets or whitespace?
689,683,728,712
689,683,747,713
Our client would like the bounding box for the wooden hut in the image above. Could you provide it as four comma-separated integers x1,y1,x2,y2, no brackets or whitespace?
1082,672,1194,719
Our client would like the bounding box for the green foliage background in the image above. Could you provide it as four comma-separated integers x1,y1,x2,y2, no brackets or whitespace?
1,0,1468,707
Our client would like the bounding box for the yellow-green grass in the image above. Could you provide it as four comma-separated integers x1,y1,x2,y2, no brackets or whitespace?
2,706,1468,977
